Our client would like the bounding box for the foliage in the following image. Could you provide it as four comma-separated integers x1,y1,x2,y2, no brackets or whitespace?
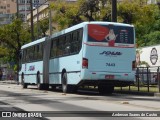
116,0,160,47
0,18,31,71
0,46,8,58
34,18,50,39
50,0,112,30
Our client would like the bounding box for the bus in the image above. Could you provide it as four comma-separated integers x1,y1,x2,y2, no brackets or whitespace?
19,21,136,94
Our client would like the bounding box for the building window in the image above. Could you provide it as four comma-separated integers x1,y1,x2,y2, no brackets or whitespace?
7,4,10,7
7,10,10,13
27,0,30,3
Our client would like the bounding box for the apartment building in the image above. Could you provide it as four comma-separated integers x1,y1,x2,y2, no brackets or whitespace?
18,0,46,22
0,0,17,25
0,0,17,14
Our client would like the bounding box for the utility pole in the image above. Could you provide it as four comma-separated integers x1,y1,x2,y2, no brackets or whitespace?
49,7,52,36
111,0,117,22
16,0,19,18
37,6,40,39
30,0,34,41
48,0,52,36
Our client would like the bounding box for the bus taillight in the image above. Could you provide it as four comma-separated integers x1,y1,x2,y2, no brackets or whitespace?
82,58,88,69
132,61,136,70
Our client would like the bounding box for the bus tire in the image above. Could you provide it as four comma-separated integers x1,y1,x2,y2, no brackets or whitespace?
62,72,71,93
98,85,114,94
37,73,43,90
21,74,27,89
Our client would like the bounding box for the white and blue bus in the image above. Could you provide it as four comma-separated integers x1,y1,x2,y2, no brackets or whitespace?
19,21,136,94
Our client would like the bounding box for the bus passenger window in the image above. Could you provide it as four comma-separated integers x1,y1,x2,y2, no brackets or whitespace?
37,44,43,60
26,49,29,62
65,34,71,55
52,40,57,58
22,50,26,63
73,31,77,41
39,44,43,59
29,47,34,61
58,37,64,56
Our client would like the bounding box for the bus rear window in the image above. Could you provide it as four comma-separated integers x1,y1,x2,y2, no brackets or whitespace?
88,24,134,45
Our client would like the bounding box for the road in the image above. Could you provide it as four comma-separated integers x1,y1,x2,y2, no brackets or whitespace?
0,83,160,120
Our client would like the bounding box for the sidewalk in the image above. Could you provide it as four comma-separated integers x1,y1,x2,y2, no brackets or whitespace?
0,80,18,84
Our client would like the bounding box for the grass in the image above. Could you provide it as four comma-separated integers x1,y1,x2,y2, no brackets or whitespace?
80,85,160,93
115,85,160,93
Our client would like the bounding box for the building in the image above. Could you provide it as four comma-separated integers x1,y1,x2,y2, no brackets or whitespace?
18,0,46,22
27,0,49,23
0,0,17,14
0,0,17,25
26,0,77,36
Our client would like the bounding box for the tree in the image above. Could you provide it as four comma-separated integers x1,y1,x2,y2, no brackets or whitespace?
50,0,112,30
34,18,50,39
0,18,31,72
39,18,50,37
135,4,160,47
0,47,8,58
117,0,160,47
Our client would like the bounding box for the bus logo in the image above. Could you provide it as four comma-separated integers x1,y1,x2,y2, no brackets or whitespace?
100,51,122,56
28,65,35,71
150,48,158,65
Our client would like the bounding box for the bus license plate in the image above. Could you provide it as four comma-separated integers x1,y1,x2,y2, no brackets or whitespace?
105,75,114,79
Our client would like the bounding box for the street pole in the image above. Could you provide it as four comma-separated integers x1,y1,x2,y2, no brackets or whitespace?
37,6,40,39
16,0,19,18
111,0,117,22
30,0,34,41
49,7,52,36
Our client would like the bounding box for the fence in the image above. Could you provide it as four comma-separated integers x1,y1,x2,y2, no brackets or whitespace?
116,66,160,93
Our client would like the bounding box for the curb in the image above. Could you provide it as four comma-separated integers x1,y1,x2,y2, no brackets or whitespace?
154,93,160,97
0,80,17,84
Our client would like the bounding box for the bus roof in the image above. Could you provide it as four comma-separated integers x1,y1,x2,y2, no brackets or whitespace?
21,37,46,49
50,21,134,39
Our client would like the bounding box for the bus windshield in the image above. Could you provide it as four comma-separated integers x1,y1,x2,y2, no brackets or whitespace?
88,24,134,47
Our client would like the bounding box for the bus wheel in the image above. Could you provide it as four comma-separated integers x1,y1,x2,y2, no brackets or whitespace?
62,72,71,93
37,73,43,90
98,85,114,94
21,74,27,89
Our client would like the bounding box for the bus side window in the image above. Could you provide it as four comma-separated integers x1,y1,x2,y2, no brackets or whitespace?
65,34,71,55
57,39,60,57
58,36,64,56
51,39,57,58
22,50,25,63
26,48,29,62
77,29,83,51
29,46,34,61
37,44,41,60
33,46,36,61
50,40,53,58
73,31,78,53
34,45,38,60
39,43,43,60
